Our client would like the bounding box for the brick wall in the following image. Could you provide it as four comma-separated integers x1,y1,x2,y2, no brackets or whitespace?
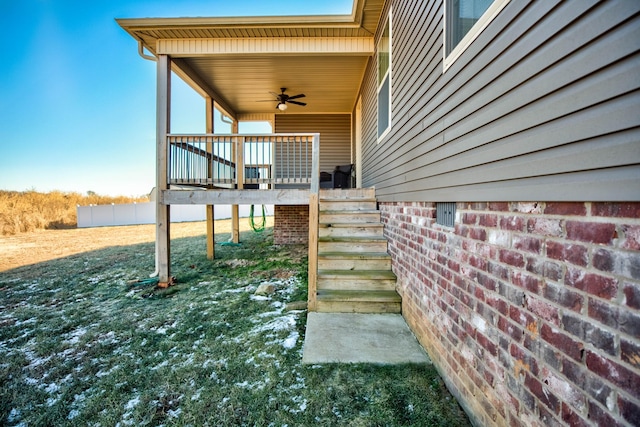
274,205,309,245
381,201,640,427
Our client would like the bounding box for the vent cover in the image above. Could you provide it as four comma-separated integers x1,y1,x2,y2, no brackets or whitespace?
436,202,456,228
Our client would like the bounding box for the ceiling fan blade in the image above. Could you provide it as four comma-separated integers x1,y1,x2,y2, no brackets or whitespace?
288,100,307,106
287,94,305,100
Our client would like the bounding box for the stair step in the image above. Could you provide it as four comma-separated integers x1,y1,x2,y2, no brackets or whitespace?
319,223,384,238
318,236,387,253
319,210,381,224
318,269,396,280
319,188,376,200
318,269,397,291
318,251,392,270
316,289,401,313
320,200,377,211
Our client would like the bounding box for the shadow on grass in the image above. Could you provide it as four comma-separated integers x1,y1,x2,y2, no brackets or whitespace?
0,227,470,427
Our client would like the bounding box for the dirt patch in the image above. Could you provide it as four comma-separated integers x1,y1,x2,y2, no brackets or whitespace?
0,218,274,272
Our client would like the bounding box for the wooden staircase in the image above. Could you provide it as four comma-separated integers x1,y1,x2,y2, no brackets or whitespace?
310,188,401,313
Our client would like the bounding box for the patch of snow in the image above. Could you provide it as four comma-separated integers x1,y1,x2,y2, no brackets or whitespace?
88,275,104,284
8,408,21,423
235,379,270,390
217,397,230,409
44,382,60,394
180,353,195,367
15,317,37,326
253,314,296,334
291,398,307,414
67,409,80,420
124,396,140,410
25,377,40,386
150,360,169,371
96,365,120,377
65,327,88,345
282,331,299,349
167,408,182,418
99,331,119,345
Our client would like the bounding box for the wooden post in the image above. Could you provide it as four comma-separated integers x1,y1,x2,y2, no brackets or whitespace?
206,205,215,258
307,133,321,311
205,96,215,259
231,120,241,243
156,54,171,285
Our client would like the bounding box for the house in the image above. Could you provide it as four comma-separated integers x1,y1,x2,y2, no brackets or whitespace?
118,1,640,426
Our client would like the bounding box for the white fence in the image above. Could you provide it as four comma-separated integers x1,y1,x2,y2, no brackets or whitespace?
77,202,273,228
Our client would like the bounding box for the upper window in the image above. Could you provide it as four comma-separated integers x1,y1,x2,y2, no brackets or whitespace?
377,13,391,141
444,0,510,70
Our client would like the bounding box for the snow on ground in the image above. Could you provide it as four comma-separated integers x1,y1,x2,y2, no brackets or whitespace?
0,265,307,425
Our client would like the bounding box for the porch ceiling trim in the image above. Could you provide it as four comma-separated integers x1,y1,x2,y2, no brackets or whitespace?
157,37,374,56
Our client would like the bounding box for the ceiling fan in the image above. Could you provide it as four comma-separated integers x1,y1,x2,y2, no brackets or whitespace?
261,88,306,111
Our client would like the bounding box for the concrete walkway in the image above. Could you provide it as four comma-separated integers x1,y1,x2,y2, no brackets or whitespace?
302,312,431,365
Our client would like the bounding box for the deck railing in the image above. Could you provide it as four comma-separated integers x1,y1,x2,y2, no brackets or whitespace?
167,134,319,190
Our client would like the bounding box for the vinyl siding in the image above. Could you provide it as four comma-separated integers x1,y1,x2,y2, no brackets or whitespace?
361,0,640,202
275,114,352,175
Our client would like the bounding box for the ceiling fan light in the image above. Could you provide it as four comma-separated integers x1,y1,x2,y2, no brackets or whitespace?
278,103,288,111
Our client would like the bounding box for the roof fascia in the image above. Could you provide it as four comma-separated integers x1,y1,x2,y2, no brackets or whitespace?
116,0,363,31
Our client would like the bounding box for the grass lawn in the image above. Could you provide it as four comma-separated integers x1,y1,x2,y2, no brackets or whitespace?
0,223,470,426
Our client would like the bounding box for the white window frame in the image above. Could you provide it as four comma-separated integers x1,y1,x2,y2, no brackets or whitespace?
443,0,510,72
377,10,392,142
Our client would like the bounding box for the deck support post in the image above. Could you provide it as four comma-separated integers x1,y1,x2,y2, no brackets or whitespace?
205,96,215,259
232,121,241,244
156,54,171,285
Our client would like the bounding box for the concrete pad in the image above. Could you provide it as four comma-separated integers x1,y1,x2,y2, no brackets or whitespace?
302,312,431,364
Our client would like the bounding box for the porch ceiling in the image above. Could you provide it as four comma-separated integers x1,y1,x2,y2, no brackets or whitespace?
174,55,370,114
117,0,384,117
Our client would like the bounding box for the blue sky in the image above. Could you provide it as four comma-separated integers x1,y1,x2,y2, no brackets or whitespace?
0,0,353,197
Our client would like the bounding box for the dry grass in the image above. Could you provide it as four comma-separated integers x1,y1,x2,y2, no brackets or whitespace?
0,190,149,236
0,218,274,272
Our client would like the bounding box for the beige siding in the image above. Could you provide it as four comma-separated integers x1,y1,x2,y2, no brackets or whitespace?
275,114,352,174
361,0,640,202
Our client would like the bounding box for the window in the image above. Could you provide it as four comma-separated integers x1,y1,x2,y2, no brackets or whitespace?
436,202,456,228
377,13,391,140
444,0,510,70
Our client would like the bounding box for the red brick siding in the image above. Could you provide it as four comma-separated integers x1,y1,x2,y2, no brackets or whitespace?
274,205,308,244
381,201,640,427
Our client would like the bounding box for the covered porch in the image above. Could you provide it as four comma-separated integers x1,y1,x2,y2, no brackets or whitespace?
117,8,380,287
